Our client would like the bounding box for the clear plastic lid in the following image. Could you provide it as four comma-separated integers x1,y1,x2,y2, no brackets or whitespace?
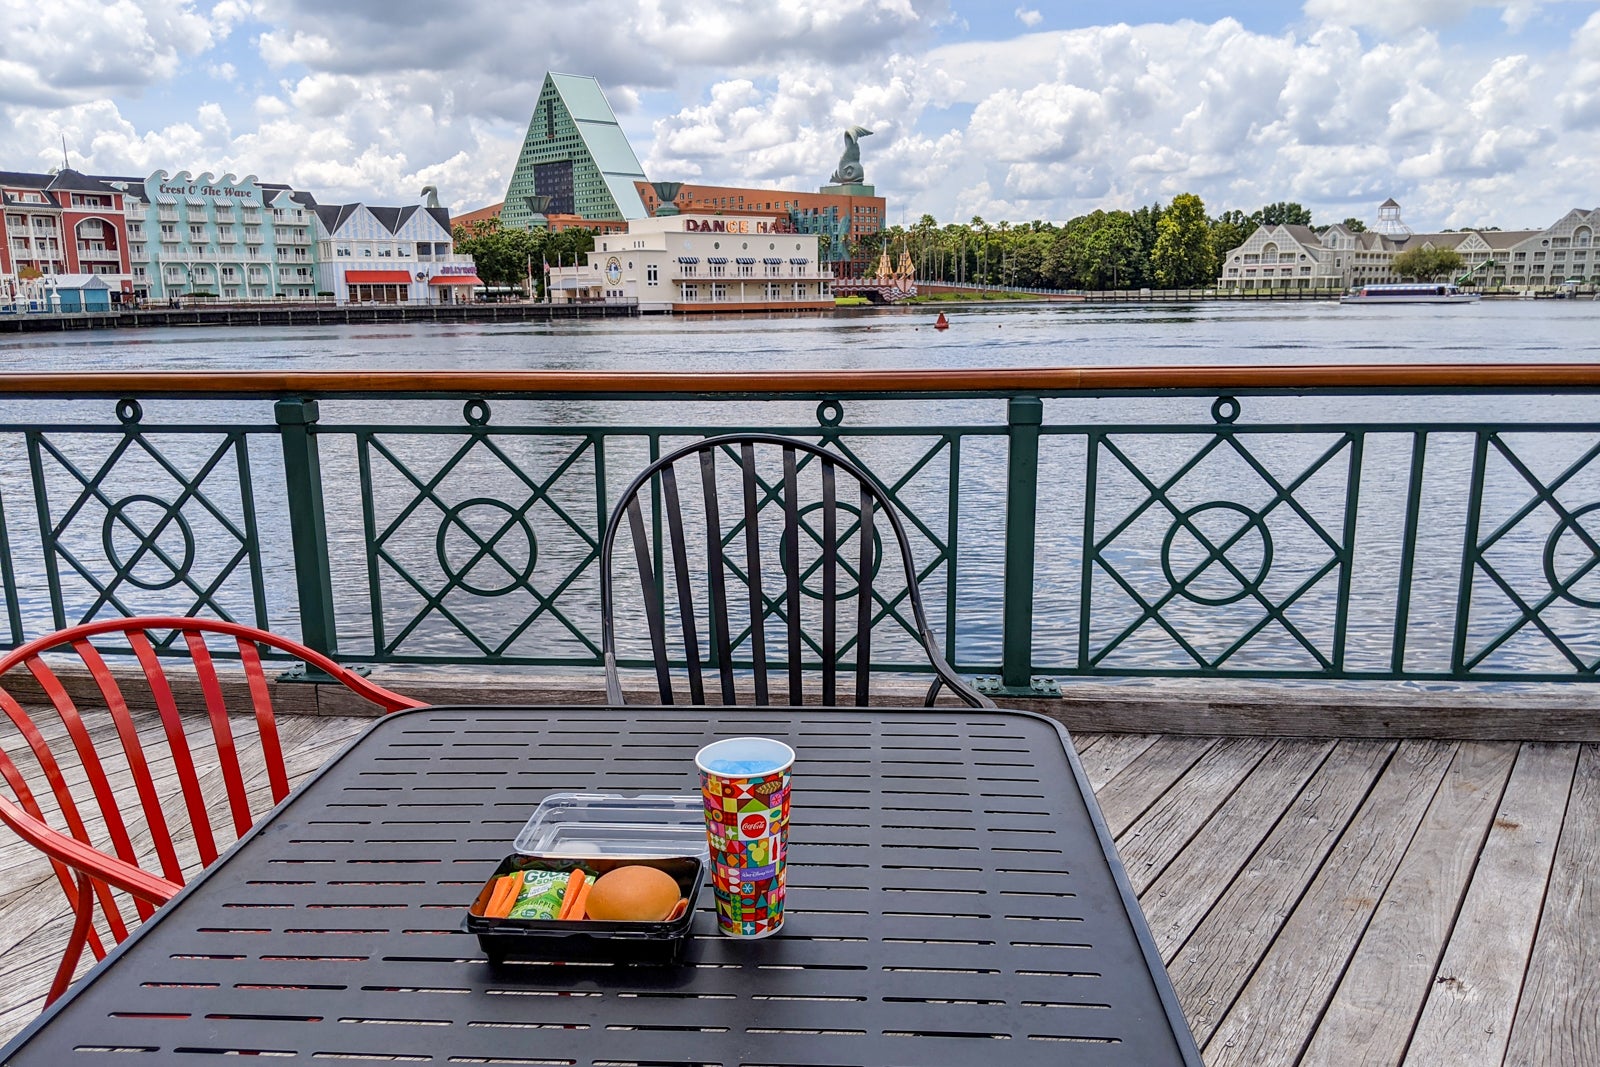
514,792,709,860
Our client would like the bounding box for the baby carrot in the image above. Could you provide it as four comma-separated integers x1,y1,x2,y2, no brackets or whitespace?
556,869,588,920
568,877,592,920
488,871,525,918
481,875,510,916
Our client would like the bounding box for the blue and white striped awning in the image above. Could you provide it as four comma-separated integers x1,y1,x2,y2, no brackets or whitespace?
789,257,809,264
763,257,783,264
708,256,729,264
736,257,755,264
677,256,699,264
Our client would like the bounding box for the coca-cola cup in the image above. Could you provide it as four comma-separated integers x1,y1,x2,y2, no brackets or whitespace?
695,737,794,938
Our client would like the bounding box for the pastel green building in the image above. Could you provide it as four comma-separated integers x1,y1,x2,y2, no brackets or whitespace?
500,73,648,231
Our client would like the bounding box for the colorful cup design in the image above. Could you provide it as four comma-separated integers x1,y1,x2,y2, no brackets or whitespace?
696,737,795,938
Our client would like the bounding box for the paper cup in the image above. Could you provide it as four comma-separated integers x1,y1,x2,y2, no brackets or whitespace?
696,737,794,938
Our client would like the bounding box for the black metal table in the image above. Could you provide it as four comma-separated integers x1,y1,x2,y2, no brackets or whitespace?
2,705,1201,1065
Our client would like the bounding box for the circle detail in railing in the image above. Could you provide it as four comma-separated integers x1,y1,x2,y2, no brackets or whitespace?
780,500,884,600
116,399,144,425
1212,396,1241,424
463,399,492,426
102,494,195,591
436,498,537,596
1161,501,1273,607
816,400,845,427
1544,501,1600,609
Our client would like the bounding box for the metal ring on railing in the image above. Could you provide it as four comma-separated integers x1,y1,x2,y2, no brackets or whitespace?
1212,396,1241,424
816,399,844,427
116,399,143,425
463,399,492,426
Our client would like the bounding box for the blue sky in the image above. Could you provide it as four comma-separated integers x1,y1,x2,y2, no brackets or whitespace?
3,1,1597,231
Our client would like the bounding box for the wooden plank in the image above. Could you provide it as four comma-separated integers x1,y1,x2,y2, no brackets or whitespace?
1116,735,1274,894
1078,732,1160,792
1141,738,1335,959
1164,738,1395,1045
1299,740,1518,1067
1204,739,1457,1066
1502,743,1600,1067
1093,735,1217,836
1401,742,1578,1067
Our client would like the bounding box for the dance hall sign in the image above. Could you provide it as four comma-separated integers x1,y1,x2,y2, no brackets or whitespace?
683,218,776,234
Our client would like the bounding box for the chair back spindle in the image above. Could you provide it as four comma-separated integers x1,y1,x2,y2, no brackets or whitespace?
601,434,993,709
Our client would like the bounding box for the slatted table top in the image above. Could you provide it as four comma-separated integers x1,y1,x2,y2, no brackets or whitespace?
1,705,1200,1066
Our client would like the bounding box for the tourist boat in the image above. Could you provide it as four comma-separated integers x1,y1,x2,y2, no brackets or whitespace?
1339,283,1480,305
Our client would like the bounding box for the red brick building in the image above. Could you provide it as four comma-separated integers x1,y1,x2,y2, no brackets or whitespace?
1,169,133,303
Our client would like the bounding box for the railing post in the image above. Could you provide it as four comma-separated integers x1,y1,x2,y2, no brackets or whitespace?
275,398,341,678
978,396,1059,698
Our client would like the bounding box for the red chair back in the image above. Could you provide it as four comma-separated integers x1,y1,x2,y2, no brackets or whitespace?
0,616,424,1004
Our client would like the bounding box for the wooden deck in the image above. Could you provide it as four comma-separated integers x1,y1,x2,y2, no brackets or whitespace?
0,716,1593,1065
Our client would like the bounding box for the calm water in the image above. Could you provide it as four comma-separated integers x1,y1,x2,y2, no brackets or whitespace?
2,298,1598,372
1,300,1596,686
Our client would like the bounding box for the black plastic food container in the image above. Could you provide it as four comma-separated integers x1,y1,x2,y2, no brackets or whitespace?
464,854,703,966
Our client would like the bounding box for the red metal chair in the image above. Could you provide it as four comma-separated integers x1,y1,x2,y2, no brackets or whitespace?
0,616,426,1005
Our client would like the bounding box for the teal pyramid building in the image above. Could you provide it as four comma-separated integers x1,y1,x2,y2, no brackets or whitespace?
501,73,648,230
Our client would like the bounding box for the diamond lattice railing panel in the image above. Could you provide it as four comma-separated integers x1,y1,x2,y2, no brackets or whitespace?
1085,429,1357,672
358,430,606,662
29,428,266,636
1460,431,1600,675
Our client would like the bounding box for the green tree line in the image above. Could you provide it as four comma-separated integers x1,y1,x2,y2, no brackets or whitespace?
854,197,1371,290
451,218,599,297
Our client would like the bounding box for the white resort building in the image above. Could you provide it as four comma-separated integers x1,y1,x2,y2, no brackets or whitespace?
547,213,834,312
313,203,481,306
1218,200,1600,291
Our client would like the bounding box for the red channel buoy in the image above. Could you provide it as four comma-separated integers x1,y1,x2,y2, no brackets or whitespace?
934,312,949,331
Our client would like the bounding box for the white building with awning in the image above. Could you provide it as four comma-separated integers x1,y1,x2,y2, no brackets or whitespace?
549,213,833,313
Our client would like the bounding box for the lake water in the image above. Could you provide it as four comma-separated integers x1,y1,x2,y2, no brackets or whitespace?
1,300,1596,686
3,298,1599,372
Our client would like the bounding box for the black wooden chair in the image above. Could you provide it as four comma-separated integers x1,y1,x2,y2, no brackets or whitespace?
600,433,994,708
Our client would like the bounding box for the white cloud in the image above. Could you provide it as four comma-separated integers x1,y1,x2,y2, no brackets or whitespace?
1302,0,1572,36
1,1,1596,230
0,0,217,106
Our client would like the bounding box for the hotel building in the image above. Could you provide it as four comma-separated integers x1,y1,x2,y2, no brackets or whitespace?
1218,199,1599,291
546,212,833,312
501,73,649,231
1,169,134,305
312,202,480,305
482,72,889,277
112,170,319,302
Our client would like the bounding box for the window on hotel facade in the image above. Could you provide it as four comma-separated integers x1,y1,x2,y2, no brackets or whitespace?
189,226,205,240
682,284,697,300
337,246,351,257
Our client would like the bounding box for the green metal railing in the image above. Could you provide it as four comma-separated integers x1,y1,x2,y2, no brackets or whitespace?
1,366,1597,688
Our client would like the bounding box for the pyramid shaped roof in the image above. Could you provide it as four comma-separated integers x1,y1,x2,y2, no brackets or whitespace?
501,72,647,230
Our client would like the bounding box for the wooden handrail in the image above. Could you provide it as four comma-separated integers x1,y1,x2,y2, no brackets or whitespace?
0,364,1598,397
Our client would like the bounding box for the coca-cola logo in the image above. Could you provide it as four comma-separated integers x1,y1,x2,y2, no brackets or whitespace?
740,813,768,837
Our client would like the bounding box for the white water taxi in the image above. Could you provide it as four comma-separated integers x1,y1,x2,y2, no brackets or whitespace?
1340,283,1481,305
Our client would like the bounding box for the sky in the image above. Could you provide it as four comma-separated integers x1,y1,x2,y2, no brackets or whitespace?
2,0,1598,232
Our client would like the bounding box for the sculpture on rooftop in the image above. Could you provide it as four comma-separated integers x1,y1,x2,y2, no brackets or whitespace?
829,126,873,184
421,185,442,209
